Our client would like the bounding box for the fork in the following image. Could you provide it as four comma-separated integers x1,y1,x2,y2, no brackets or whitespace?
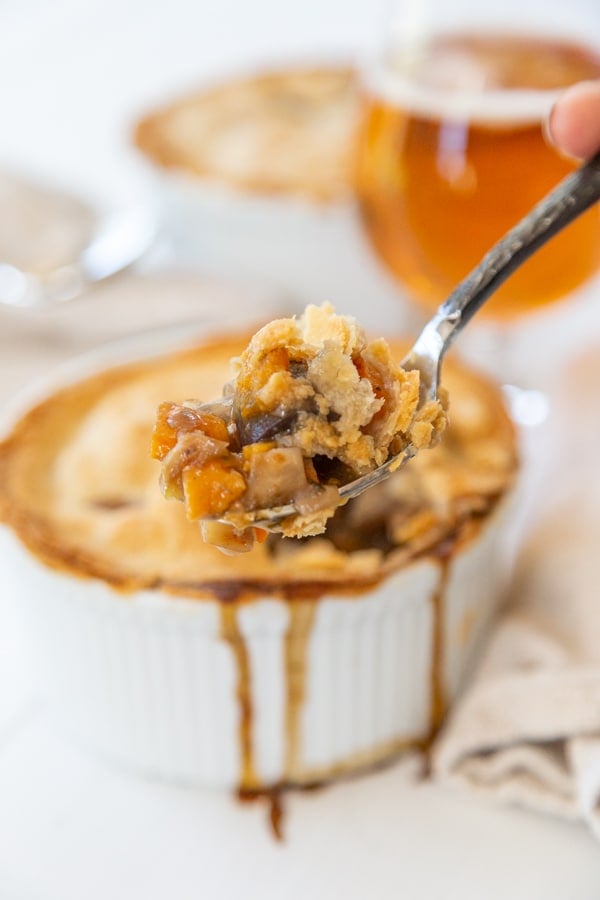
0,205,155,309
245,148,600,528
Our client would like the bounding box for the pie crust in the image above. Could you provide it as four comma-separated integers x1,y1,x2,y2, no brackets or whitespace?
134,66,359,201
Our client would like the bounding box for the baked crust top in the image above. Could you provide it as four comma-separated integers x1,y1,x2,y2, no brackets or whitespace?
0,330,517,599
134,66,359,201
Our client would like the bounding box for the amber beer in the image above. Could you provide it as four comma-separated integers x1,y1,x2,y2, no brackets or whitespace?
356,35,600,319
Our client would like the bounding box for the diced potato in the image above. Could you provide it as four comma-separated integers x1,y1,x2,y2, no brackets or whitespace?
200,521,256,555
245,446,308,508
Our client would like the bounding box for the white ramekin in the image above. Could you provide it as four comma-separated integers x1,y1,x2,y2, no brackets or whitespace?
0,330,514,789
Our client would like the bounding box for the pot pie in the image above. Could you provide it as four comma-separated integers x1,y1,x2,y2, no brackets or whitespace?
134,66,359,201
0,327,517,794
153,304,447,550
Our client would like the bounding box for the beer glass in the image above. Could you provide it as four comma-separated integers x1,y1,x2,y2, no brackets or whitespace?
355,0,600,382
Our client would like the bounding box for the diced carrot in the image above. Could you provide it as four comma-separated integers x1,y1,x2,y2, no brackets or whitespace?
151,404,230,462
237,346,290,416
150,402,180,460
241,441,277,461
183,460,247,520
253,527,269,544
195,413,230,443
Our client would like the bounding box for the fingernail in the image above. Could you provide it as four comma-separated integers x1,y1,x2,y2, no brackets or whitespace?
543,101,558,147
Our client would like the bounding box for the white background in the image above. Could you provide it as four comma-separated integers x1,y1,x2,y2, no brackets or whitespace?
0,0,386,203
1,2,600,897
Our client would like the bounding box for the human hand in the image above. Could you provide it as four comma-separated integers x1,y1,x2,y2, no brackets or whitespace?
548,80,600,160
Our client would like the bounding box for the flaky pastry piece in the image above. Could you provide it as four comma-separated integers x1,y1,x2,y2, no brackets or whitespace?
151,304,448,552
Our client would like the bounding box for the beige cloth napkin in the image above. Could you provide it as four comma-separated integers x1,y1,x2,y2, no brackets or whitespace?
433,345,600,839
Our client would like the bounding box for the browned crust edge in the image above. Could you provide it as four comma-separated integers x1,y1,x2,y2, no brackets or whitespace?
0,332,517,604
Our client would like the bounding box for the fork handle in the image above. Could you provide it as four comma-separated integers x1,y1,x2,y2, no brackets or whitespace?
438,149,600,349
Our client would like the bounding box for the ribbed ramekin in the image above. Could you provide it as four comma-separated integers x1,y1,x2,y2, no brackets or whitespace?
0,330,515,790
0,503,511,789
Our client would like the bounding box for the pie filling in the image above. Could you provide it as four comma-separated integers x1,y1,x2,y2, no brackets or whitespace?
152,304,448,553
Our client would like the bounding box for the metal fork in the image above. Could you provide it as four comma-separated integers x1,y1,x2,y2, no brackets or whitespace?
242,148,600,528
0,205,155,309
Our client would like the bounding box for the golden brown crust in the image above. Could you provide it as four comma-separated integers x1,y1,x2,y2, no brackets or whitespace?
0,330,517,600
134,66,359,201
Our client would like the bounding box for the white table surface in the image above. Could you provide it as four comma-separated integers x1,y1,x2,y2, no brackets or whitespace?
1,2,600,897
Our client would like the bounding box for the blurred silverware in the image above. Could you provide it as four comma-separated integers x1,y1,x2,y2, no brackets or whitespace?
0,204,156,309
229,148,600,528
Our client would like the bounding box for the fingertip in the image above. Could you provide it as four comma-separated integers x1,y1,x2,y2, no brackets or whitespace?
546,80,600,161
